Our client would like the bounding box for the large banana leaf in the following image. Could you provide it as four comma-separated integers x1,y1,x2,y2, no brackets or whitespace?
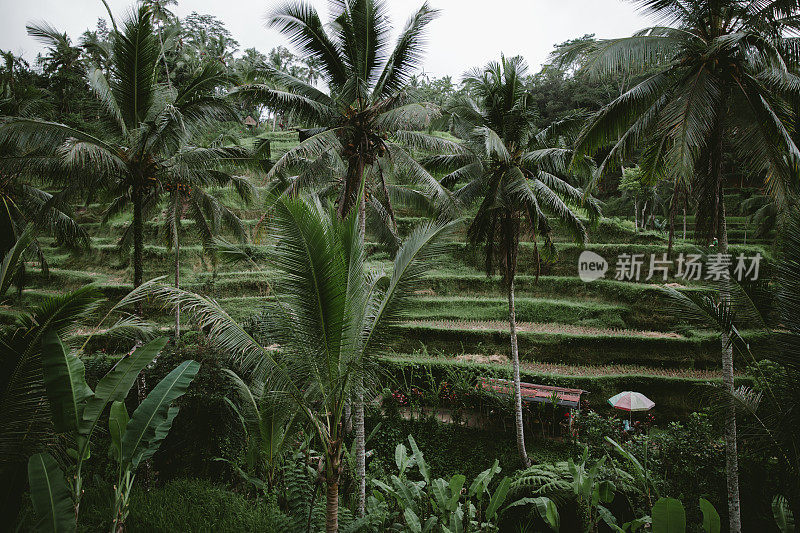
81,337,168,436
485,476,511,521
651,497,686,533
27,453,74,533
0,224,34,299
136,406,180,466
41,330,93,434
120,360,200,469
699,498,720,533
108,401,129,462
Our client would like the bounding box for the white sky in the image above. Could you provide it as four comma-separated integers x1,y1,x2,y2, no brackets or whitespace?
0,0,651,78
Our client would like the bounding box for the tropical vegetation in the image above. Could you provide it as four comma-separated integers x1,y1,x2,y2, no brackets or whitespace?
1,0,799,532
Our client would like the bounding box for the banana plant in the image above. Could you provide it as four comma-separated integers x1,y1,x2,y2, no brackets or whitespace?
510,445,721,533
107,359,201,532
371,435,518,532
566,446,616,531
605,437,659,508
27,453,73,533
601,497,721,533
509,446,618,533
25,331,198,532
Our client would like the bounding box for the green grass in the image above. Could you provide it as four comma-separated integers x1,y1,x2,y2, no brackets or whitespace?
442,241,772,275
17,172,776,398
74,479,290,532
406,295,629,328
389,322,771,368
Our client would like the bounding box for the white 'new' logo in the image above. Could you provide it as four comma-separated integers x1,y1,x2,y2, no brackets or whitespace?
578,251,608,282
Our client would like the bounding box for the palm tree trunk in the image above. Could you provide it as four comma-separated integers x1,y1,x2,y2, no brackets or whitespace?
709,100,741,529
354,390,365,516
668,181,677,258
339,154,366,221
132,183,144,310
343,403,352,434
325,450,341,533
641,201,648,230
633,196,639,232
719,189,728,251
683,202,687,241
131,184,150,486
157,29,172,90
357,183,366,238
718,190,741,532
355,182,367,516
173,193,180,341
720,328,740,529
508,276,530,467
325,479,338,533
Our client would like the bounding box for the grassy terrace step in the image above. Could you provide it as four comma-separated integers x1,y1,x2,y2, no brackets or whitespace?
75,211,771,249
180,271,700,330
43,243,236,274
43,233,772,281
390,320,770,368
682,215,750,223
79,218,265,240
396,217,670,244
26,268,111,287
414,273,704,330
22,268,702,332
416,273,684,299
217,296,271,321
380,355,753,421
407,296,630,329
442,241,772,275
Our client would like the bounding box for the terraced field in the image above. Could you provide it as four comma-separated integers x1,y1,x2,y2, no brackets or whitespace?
4,132,769,421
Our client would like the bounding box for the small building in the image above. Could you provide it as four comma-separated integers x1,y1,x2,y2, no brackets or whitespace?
479,377,586,409
244,115,258,128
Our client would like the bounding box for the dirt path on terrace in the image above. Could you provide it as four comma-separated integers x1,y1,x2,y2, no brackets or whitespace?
405,320,682,339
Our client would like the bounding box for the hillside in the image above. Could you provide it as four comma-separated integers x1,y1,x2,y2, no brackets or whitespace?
5,130,771,422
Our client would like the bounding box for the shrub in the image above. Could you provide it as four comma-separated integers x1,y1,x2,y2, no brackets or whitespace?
367,413,574,481
87,479,291,532
82,342,246,485
574,410,726,530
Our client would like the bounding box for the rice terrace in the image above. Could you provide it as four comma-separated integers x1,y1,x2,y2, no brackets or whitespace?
1,0,799,531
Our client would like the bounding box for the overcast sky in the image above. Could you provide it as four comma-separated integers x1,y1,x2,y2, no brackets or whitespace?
0,0,651,78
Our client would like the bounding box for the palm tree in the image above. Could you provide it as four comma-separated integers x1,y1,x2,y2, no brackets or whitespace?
740,193,784,242
160,170,254,340
236,1,459,513
141,0,178,86
433,55,600,467
0,51,52,118
0,142,89,271
235,0,458,242
0,7,247,302
24,21,85,119
553,2,800,528
663,207,800,518
138,194,454,532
